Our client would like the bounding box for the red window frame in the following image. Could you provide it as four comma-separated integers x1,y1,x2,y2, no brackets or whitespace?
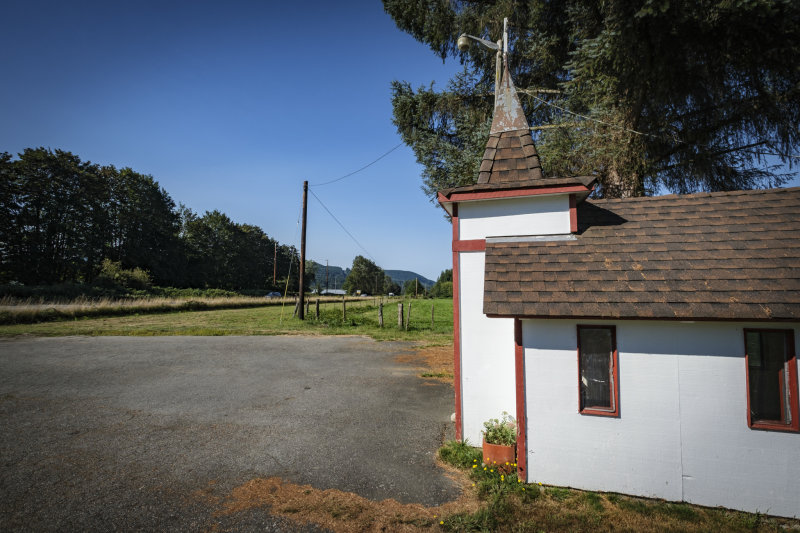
744,328,799,432
577,325,619,417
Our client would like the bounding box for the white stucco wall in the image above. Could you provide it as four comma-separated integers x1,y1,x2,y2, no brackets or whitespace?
458,195,571,240
521,319,800,518
458,251,515,445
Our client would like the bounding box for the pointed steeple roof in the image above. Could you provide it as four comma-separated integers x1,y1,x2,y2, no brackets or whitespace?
478,66,543,184
438,62,596,208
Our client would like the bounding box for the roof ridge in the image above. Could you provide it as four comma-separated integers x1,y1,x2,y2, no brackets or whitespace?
589,186,800,206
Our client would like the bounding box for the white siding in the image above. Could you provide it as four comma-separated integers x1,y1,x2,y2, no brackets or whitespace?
458,251,515,445
521,319,800,518
458,195,570,240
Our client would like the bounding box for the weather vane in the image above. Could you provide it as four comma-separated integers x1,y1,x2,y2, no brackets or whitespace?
457,17,508,105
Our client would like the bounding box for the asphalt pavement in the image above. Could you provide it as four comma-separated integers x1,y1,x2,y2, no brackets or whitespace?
0,336,459,531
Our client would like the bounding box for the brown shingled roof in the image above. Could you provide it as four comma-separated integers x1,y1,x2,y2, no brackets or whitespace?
483,187,800,321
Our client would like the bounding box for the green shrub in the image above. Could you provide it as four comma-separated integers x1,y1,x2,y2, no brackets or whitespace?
95,259,152,290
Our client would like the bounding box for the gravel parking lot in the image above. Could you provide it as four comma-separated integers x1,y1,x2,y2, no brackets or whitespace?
0,336,458,531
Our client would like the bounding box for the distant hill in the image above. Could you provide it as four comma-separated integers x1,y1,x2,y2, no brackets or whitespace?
310,262,434,291
310,261,349,291
384,270,434,289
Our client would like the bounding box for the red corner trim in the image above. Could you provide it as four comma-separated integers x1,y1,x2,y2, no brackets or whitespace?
569,194,577,233
514,319,527,480
444,185,589,203
453,239,486,252
451,204,463,441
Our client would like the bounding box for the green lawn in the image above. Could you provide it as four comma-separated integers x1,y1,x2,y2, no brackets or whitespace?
0,297,454,342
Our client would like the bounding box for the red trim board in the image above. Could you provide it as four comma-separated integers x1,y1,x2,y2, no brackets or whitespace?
451,204,463,440
514,319,527,480
569,194,578,233
453,239,486,252
441,184,589,203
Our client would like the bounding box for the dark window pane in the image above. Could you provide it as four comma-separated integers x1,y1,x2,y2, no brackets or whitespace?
747,331,789,424
580,328,613,410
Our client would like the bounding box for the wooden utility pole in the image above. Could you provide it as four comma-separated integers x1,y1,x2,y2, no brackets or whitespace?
273,242,277,285
326,260,329,293
298,180,308,320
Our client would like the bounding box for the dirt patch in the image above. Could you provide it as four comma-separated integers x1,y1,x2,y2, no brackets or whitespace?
395,344,454,383
207,462,477,533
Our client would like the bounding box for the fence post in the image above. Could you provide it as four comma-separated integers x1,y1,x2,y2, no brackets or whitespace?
431,303,434,328
305,298,310,316
315,298,320,319
405,301,411,331
398,302,404,329
293,297,299,318
342,295,347,321
378,303,383,328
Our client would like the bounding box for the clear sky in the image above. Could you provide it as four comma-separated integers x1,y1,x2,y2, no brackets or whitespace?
0,0,462,281
2,1,797,281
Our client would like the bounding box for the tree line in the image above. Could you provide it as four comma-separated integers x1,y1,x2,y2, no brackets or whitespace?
0,148,302,292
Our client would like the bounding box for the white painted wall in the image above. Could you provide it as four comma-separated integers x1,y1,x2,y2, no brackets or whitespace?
458,251,515,445
458,195,570,240
521,319,800,518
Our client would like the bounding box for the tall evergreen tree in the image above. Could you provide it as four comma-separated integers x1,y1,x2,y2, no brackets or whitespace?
3,148,109,283
384,0,800,198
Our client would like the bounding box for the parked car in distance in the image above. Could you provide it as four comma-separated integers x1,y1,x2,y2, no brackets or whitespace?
266,292,282,298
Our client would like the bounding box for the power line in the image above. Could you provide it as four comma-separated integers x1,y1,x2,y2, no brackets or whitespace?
308,188,377,262
528,93,658,139
279,206,303,324
748,151,800,160
310,142,404,187
527,97,800,163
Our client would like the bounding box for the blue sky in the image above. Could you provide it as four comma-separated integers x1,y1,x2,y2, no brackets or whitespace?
2,1,797,281
0,0,461,280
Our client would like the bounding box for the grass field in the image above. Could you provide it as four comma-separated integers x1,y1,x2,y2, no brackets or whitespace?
0,297,454,342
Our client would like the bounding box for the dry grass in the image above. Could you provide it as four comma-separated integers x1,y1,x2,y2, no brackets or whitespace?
396,344,454,383
0,295,271,324
201,474,480,533
0,295,377,325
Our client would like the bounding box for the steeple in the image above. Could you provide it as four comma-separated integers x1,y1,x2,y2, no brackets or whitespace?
438,20,596,211
478,64,544,185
